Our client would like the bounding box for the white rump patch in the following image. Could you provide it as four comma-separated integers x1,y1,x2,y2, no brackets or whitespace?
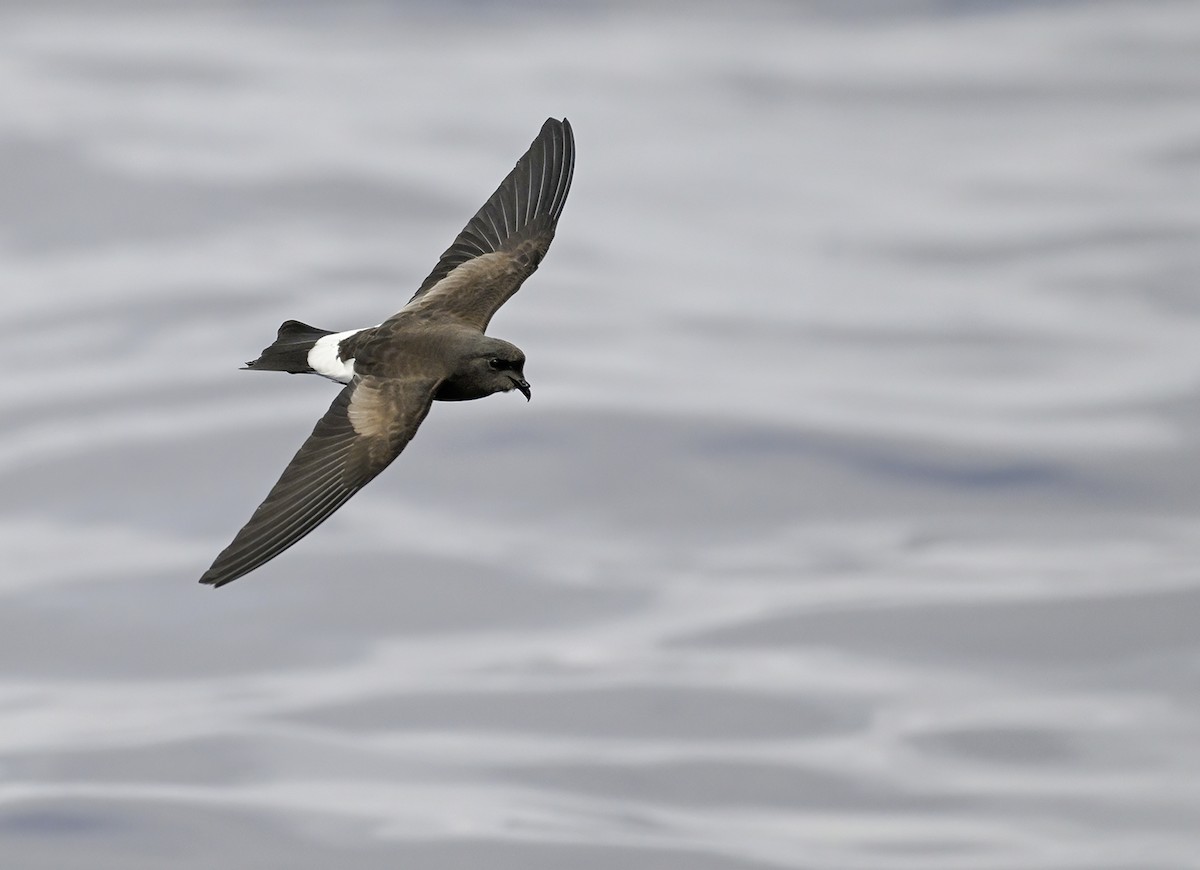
307,327,370,384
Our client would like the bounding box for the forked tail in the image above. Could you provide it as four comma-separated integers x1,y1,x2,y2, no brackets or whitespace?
242,320,335,375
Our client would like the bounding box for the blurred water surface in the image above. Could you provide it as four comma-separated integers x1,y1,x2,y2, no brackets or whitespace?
2,1,1200,867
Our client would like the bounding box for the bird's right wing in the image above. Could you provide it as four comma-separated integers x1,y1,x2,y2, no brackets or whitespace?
402,117,575,332
200,374,441,587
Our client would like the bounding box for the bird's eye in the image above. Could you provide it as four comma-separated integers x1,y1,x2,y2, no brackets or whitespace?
488,358,506,371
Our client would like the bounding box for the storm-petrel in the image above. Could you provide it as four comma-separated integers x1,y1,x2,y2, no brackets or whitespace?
200,118,574,587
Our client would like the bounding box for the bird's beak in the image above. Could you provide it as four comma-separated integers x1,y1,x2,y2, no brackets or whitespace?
511,377,531,401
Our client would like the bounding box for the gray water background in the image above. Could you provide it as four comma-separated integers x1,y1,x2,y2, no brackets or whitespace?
2,1,1200,867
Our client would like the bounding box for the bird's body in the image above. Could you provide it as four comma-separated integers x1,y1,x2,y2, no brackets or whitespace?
200,118,574,587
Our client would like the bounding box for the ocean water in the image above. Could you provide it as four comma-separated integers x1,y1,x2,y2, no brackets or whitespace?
2,1,1200,867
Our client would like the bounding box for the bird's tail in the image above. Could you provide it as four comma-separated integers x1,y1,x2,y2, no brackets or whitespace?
242,320,334,374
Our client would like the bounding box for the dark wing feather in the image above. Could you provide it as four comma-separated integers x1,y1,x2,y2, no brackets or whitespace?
402,117,575,331
200,375,440,587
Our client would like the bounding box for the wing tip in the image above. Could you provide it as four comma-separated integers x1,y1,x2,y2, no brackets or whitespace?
531,116,575,221
199,568,233,588
540,116,574,157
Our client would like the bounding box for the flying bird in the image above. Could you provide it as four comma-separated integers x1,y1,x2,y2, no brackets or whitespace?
200,118,575,587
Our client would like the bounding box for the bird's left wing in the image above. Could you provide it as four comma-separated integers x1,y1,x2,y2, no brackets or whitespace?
401,117,575,332
200,374,441,587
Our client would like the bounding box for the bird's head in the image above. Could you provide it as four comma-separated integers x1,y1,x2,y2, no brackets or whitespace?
473,338,530,400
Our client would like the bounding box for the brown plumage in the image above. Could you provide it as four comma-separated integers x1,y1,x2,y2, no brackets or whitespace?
200,118,574,587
